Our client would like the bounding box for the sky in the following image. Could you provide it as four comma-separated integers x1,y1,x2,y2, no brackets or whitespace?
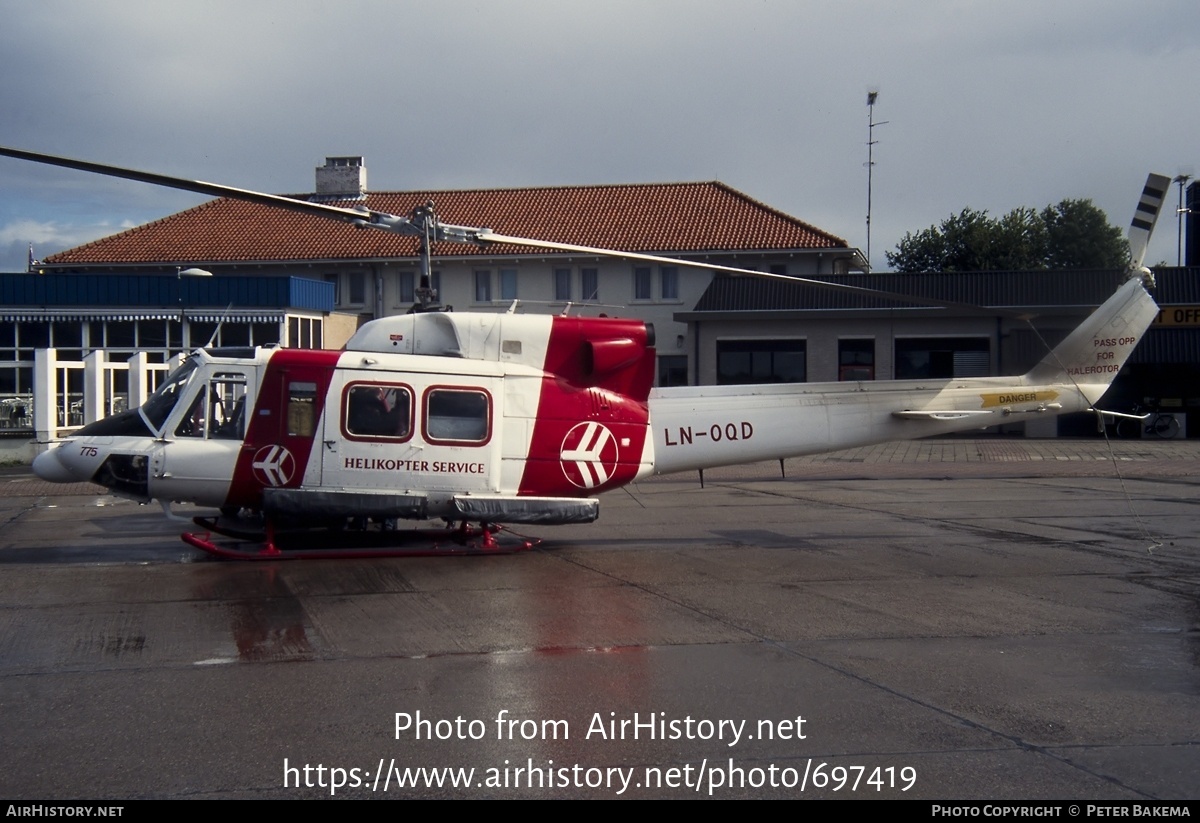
1,0,1197,273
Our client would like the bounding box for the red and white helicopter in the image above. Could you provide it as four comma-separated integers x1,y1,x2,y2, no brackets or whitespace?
2,147,1170,558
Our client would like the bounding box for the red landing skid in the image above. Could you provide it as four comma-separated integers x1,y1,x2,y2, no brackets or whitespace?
183,516,539,560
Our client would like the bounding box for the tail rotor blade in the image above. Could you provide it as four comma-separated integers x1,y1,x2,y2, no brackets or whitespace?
1128,173,1171,269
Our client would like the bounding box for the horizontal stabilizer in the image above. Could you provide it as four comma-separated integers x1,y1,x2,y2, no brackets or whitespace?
1088,408,1150,422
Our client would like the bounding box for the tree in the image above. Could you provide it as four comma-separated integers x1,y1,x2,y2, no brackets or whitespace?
1041,199,1130,270
886,199,1128,272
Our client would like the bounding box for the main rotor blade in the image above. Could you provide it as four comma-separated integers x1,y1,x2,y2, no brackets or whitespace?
1,144,1149,319
0,145,380,226
1128,173,1171,269
479,232,1036,318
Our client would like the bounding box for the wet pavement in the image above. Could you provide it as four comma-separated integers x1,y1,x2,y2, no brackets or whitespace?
0,438,1197,799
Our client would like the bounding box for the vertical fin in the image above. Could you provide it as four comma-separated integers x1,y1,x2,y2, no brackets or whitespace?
1024,278,1158,402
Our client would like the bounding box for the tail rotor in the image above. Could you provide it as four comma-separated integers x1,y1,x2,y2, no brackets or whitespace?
1128,173,1172,275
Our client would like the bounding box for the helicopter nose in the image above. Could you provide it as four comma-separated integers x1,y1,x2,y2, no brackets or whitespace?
33,446,79,484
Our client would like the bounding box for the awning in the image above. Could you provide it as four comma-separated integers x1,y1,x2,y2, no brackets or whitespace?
0,311,285,323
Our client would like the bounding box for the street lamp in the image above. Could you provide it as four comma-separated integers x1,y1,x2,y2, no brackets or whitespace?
1174,175,1192,267
175,266,213,348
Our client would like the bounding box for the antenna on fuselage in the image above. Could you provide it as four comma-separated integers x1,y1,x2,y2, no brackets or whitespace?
204,302,235,349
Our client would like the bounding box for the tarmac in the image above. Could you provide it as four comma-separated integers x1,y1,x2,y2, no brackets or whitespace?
1,436,1197,800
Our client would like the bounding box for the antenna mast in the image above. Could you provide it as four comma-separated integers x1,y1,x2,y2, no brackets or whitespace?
865,90,887,272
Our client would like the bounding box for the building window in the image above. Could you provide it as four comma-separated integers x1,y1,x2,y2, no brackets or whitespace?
769,264,788,276
657,355,688,387
324,273,340,305
581,268,599,301
499,268,518,301
348,272,366,305
0,323,36,429
286,317,323,350
554,268,572,301
51,321,83,360
895,338,989,379
660,266,679,300
108,321,135,349
397,270,415,304
634,267,652,300
838,339,875,381
716,339,806,384
474,270,492,302
222,324,251,348
252,322,280,347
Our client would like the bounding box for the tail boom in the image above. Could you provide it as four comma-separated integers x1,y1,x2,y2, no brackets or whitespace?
648,275,1158,476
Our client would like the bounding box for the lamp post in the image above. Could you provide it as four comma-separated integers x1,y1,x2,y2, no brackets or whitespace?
1174,175,1192,267
176,266,213,348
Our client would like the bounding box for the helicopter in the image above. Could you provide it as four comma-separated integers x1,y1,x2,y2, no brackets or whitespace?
1,147,1170,559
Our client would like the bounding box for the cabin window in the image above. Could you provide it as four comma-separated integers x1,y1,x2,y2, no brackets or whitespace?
287,381,318,437
208,373,248,439
344,383,412,440
424,388,491,445
174,382,207,437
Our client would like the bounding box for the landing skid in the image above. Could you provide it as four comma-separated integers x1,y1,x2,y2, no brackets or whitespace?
183,516,538,560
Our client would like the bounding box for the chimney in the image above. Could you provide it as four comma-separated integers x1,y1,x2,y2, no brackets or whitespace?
315,156,367,199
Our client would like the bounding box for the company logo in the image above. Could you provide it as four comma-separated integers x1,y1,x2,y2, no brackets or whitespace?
251,444,296,487
559,422,619,489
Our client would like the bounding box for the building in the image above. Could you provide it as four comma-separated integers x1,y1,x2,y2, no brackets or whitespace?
0,271,346,456
39,157,867,388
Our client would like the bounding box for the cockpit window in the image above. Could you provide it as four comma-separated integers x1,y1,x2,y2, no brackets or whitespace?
141,359,199,433
175,372,248,440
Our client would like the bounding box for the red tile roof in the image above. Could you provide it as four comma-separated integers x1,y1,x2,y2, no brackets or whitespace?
46,181,850,265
